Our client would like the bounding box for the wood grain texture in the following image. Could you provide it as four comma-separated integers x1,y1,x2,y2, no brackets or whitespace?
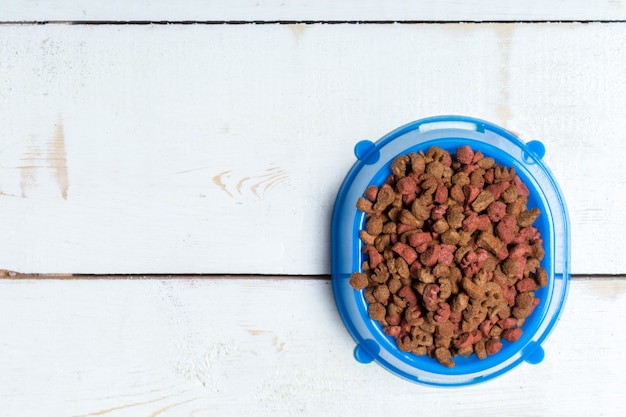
1,0,626,22
0,277,624,416
1,23,625,275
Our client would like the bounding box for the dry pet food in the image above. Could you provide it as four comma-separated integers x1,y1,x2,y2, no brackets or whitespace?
349,145,547,368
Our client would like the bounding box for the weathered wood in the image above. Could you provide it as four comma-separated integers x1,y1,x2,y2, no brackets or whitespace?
0,277,623,416
1,0,625,22
1,23,624,274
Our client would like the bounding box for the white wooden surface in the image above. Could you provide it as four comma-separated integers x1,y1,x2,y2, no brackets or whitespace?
0,277,624,417
1,7,625,416
2,0,626,22
1,23,625,275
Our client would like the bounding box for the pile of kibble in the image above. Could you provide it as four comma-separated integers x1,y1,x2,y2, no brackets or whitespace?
349,145,546,368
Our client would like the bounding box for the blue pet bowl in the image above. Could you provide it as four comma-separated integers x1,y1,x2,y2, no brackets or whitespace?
331,115,570,386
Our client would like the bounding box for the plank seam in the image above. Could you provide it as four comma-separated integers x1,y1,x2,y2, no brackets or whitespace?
0,273,623,280
1,20,626,25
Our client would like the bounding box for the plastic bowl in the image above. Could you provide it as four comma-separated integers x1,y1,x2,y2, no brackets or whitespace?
331,115,570,386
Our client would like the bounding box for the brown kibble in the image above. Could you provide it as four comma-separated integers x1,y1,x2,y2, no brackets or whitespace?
532,243,545,261
441,229,460,245
500,184,518,203
399,209,422,228
373,184,396,211
476,231,505,258
426,160,445,178
451,171,471,186
426,146,451,165
374,234,391,253
432,218,450,234
373,284,391,304
450,183,465,203
512,306,532,320
438,278,453,300
356,197,375,213
434,347,455,368
494,165,515,182
359,230,377,246
411,200,431,221
447,209,465,229
391,154,410,178
470,168,486,188
477,157,495,169
507,195,528,217
368,302,387,321
395,257,410,279
432,263,450,278
451,292,470,312
349,272,369,290
409,152,426,175
417,268,436,283
462,277,484,300
475,339,487,359
489,325,503,338
502,258,520,278
366,215,384,236
471,190,495,212
388,277,402,294
517,207,541,228
535,267,548,287
524,257,541,276
515,291,535,309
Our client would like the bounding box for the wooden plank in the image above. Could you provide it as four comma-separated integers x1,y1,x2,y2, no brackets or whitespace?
1,23,625,275
1,1,626,22
0,277,623,416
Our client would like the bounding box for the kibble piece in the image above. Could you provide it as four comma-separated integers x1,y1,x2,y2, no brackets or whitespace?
391,155,410,178
409,152,426,175
517,207,541,228
434,347,455,368
366,215,384,236
349,272,368,290
485,339,503,355
368,303,387,321
535,267,548,287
